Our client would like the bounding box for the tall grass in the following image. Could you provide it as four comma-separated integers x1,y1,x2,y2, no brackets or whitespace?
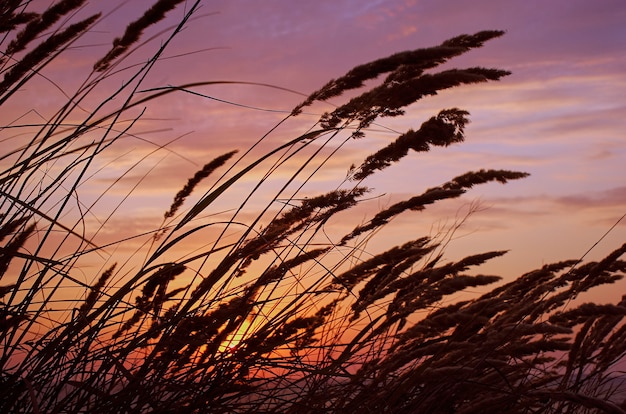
1,1,625,413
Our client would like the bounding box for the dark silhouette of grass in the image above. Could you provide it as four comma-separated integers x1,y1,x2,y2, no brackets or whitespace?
1,1,625,413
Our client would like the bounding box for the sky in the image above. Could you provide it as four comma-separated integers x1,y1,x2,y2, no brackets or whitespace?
5,0,626,301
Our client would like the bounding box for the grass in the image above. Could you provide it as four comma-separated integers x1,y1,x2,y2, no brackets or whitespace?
1,1,626,413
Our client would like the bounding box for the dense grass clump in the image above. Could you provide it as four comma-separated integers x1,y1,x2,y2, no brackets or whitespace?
1,1,625,413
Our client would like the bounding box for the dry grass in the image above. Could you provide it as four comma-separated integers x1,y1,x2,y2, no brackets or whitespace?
1,2,625,413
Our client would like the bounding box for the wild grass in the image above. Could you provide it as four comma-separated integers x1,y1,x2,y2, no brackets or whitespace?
1,1,626,413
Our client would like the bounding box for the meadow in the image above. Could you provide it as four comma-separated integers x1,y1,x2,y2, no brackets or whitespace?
1,1,626,413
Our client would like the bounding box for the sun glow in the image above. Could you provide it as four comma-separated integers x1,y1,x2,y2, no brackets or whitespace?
217,318,253,354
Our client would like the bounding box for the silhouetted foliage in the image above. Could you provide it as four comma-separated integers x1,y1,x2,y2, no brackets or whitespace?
1,2,625,413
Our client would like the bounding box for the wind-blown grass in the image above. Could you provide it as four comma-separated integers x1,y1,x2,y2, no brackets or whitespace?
1,2,625,413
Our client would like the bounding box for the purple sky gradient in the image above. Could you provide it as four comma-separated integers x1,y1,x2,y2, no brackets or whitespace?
5,0,626,300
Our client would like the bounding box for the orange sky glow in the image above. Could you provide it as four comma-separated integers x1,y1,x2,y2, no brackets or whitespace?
3,0,626,309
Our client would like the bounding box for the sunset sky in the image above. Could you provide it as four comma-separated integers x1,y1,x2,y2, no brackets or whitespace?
5,0,626,300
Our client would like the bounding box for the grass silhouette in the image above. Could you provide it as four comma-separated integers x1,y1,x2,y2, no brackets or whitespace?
1,1,625,413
